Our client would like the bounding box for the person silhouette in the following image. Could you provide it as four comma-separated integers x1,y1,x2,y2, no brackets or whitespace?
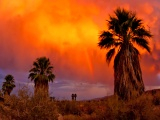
71,94,74,101
74,94,77,101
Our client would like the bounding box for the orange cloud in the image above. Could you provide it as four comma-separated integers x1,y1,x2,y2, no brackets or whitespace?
141,3,154,15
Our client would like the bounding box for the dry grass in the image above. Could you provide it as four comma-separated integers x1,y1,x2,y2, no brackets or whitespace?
0,87,58,120
0,88,160,120
57,91,160,120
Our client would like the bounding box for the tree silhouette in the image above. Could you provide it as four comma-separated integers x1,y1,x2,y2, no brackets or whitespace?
2,74,16,96
28,57,55,97
98,8,152,100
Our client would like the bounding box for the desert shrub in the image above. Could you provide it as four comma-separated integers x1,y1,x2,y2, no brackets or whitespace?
153,92,160,105
81,101,108,119
104,94,159,120
57,93,160,120
104,96,128,120
61,100,109,120
129,94,159,120
63,113,106,120
82,101,97,115
0,87,58,120
63,114,83,120
57,100,81,115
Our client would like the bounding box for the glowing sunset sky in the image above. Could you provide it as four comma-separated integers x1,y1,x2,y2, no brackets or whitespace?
0,0,160,100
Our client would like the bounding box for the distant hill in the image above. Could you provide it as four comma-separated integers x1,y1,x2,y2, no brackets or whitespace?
144,89,160,95
91,89,160,101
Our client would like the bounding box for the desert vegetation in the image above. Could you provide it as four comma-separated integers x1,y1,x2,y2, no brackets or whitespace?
0,88,160,119
0,87,58,120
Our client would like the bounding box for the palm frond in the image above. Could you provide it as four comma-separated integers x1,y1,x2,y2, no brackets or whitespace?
108,17,121,34
44,58,49,69
33,61,40,69
106,48,115,64
5,75,14,82
28,57,55,84
121,14,136,32
47,66,53,71
114,8,130,25
114,42,122,47
28,73,38,81
98,31,115,49
48,74,55,82
134,27,152,37
129,44,140,56
29,67,40,73
131,18,142,30
132,37,151,53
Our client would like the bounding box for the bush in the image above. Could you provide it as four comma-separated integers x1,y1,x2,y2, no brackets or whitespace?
0,87,58,120
1,88,160,120
57,100,81,115
61,94,160,120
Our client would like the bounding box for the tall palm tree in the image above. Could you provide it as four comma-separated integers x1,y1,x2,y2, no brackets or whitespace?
98,8,152,100
28,57,55,97
2,74,16,96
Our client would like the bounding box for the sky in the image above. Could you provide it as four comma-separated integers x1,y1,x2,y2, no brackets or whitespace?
0,0,160,100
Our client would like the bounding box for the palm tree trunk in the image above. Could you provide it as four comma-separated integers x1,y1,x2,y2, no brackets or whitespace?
44,81,49,97
114,46,144,100
34,78,49,97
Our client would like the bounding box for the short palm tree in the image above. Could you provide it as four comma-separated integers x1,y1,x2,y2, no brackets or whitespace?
98,8,152,100
2,74,16,96
28,57,55,97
